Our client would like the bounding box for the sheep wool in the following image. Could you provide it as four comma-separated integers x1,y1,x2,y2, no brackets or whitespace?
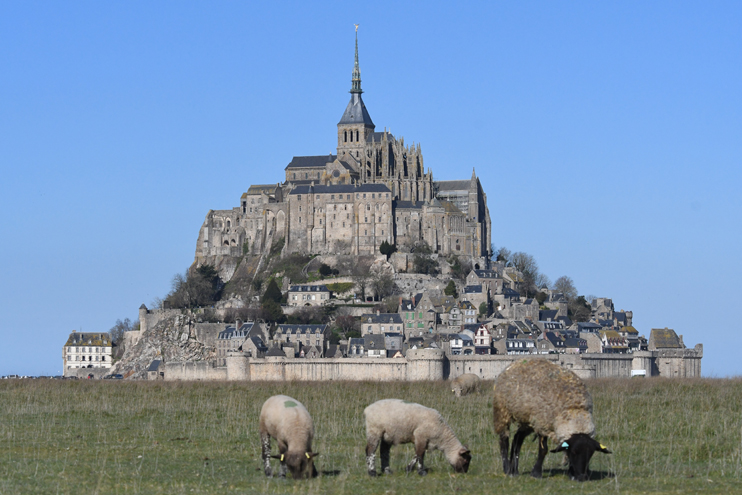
259,395,318,479
493,359,594,443
451,373,482,397
364,399,471,476
492,359,609,481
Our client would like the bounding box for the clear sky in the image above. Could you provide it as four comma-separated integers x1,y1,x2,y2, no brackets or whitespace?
1,1,740,377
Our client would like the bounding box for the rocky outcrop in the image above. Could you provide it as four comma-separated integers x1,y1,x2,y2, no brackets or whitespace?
112,312,215,379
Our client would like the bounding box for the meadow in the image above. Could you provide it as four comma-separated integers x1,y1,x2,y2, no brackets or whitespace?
1,378,741,494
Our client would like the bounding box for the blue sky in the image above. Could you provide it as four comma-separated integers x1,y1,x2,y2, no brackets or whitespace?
1,1,740,376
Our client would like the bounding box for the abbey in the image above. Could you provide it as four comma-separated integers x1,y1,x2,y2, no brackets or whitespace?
196,32,492,263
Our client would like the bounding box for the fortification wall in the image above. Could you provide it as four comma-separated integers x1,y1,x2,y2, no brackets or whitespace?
165,361,227,381
164,348,702,381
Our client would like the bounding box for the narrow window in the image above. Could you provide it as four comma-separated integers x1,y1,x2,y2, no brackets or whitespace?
344,131,347,142
355,130,359,141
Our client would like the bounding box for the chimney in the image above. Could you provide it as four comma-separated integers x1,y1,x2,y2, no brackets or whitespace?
236,318,243,331
376,309,380,316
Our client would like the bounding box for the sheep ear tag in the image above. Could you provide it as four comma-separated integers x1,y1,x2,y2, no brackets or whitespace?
284,400,297,408
305,453,311,459
280,454,284,462
598,443,612,454
561,442,569,449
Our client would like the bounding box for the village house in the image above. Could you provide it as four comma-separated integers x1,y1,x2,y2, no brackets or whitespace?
287,284,332,306
361,311,404,336
63,331,113,373
474,325,492,355
273,324,330,350
216,321,266,366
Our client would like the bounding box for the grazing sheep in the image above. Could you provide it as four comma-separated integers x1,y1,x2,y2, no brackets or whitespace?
259,395,318,479
492,359,611,481
451,373,482,397
364,399,471,476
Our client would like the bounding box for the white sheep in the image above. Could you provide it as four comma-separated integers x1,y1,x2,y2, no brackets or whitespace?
364,399,471,476
451,373,482,397
259,395,318,479
492,359,611,481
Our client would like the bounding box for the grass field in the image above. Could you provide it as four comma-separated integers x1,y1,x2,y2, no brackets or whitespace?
1,378,741,494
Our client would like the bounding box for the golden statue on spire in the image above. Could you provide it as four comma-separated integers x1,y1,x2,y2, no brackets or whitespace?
355,24,359,32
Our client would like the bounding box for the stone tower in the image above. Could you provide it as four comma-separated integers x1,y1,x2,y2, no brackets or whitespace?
337,27,375,167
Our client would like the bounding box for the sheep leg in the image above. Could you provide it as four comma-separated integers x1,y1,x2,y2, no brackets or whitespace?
260,432,273,477
365,436,380,476
277,441,288,478
498,431,511,475
509,426,533,475
407,439,427,476
380,440,393,475
530,435,548,478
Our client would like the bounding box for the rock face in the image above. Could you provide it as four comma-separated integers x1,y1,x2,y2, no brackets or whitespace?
113,312,215,379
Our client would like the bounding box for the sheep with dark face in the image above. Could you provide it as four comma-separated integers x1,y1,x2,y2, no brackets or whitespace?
492,359,611,481
259,395,318,479
364,399,472,476
451,373,482,397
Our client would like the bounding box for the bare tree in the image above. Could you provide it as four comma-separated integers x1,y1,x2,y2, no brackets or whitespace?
553,276,578,302
370,272,395,301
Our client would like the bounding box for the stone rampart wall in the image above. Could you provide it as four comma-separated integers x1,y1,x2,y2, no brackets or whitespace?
164,349,702,381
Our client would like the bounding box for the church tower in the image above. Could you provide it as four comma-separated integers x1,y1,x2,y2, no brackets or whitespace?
337,26,375,169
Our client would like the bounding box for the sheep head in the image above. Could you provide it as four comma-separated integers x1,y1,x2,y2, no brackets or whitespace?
272,451,319,479
452,447,472,473
550,433,610,481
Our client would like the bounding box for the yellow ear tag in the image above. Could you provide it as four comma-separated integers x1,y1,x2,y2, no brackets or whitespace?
600,444,607,450
280,454,284,462
305,452,311,459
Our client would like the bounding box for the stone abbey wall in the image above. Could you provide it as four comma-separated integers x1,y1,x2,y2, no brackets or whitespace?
163,347,702,382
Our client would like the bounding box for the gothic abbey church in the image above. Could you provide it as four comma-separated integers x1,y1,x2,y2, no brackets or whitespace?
196,32,492,265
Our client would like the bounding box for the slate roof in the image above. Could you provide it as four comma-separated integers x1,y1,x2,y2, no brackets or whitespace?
435,180,471,192
464,285,482,294
361,313,403,324
65,332,112,347
246,184,278,195
502,288,520,298
276,324,329,335
218,322,256,340
472,269,498,279
338,93,374,126
650,328,683,348
146,360,161,372
289,285,330,293
247,336,268,353
366,131,395,143
393,200,423,210
289,183,391,195
286,155,336,169
399,293,423,310
364,334,386,350
265,346,286,357
539,310,559,321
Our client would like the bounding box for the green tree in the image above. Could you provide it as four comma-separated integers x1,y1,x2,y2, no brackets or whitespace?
568,295,592,322
379,240,396,258
261,299,285,323
262,279,283,304
319,263,333,277
478,302,488,317
444,280,458,298
412,242,439,275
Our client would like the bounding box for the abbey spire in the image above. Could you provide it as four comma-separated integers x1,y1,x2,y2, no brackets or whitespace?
351,24,362,94
337,25,374,163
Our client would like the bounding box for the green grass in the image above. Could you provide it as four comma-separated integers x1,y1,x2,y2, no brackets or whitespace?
325,282,355,294
1,378,741,494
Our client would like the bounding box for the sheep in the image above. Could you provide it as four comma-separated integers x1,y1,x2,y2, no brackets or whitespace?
451,373,482,397
492,359,611,481
259,395,318,479
364,399,471,476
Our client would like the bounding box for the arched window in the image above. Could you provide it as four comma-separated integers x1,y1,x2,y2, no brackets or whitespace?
344,131,347,142
349,131,353,142
355,130,359,141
